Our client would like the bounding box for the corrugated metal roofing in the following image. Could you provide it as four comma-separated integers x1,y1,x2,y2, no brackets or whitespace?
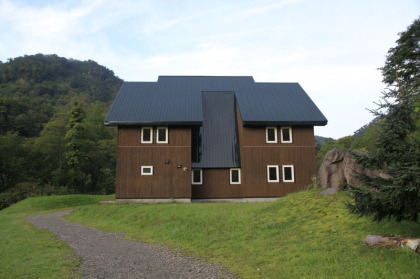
237,82,327,125
104,76,327,126
104,81,203,126
192,92,240,168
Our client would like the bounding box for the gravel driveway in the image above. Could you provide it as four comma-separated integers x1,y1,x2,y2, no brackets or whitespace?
27,210,236,279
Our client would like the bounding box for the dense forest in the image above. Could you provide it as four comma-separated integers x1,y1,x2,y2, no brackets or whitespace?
0,54,122,208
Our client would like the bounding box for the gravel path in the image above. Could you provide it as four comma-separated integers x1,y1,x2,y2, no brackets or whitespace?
27,210,236,279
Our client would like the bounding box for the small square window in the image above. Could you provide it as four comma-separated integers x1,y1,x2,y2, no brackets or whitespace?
282,165,295,182
281,127,292,143
230,169,241,184
141,127,153,143
267,165,279,182
157,127,168,143
192,169,202,185
266,127,277,143
141,166,153,175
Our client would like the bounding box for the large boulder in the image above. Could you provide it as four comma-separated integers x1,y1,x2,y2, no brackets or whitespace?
343,149,366,186
317,148,390,194
317,148,346,190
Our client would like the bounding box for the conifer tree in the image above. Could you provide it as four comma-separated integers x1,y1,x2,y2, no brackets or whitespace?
347,18,420,222
65,101,92,193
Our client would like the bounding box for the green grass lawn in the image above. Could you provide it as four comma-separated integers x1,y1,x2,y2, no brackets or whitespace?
0,194,113,279
66,189,420,279
1,190,419,278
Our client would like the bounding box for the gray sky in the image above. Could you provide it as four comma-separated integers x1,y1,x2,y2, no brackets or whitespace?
1,0,419,138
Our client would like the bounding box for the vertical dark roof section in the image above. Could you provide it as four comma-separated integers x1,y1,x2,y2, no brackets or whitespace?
192,91,240,168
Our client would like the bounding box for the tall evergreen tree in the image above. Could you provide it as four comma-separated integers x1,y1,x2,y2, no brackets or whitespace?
62,101,116,194
381,17,420,95
347,18,420,222
65,101,93,193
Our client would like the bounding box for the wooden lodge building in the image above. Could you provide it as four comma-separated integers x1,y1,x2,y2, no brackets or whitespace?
105,76,327,202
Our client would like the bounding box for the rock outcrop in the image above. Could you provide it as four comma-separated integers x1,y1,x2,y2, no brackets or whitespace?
317,148,390,195
317,148,346,191
365,235,420,254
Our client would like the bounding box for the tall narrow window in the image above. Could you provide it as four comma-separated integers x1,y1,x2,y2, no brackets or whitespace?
141,166,153,175
267,165,279,182
282,165,295,182
141,127,153,143
192,169,202,185
281,127,292,143
157,127,168,143
230,169,241,184
266,127,277,143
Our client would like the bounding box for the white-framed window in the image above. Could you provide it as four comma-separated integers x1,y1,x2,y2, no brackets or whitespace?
280,127,292,143
192,169,202,185
141,166,153,175
141,127,153,143
230,168,241,184
282,165,295,182
267,165,279,182
156,127,168,144
266,127,277,143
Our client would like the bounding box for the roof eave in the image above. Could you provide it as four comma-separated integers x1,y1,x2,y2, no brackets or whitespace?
104,121,203,126
242,120,328,126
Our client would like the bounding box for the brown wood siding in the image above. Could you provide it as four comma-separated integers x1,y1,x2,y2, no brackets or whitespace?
241,146,316,197
191,106,317,199
237,106,316,197
116,113,317,199
192,169,243,198
116,127,191,198
118,126,191,147
242,125,315,147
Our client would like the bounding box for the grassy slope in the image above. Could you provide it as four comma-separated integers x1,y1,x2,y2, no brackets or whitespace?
67,189,420,279
0,194,113,279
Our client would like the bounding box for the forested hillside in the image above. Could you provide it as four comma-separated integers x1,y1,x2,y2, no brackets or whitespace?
0,54,122,208
0,54,121,137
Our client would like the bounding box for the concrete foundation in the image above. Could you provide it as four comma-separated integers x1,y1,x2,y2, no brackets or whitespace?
111,198,192,204
191,197,281,203
100,197,281,204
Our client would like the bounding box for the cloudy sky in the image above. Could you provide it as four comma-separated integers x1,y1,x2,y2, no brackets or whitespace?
0,0,419,138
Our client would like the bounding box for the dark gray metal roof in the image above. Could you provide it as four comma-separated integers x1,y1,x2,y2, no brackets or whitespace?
104,81,203,126
104,76,327,126
192,92,240,168
237,82,328,126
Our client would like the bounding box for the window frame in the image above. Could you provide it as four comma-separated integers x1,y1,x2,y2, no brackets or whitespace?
280,127,293,143
191,169,203,185
267,165,279,182
265,127,278,143
282,165,295,182
141,127,153,144
230,168,241,184
141,166,154,175
156,126,168,144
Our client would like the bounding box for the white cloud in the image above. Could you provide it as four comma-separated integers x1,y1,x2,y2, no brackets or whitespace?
0,0,419,138
128,43,243,79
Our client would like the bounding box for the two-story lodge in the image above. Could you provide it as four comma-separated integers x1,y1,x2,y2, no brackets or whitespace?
105,76,327,202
